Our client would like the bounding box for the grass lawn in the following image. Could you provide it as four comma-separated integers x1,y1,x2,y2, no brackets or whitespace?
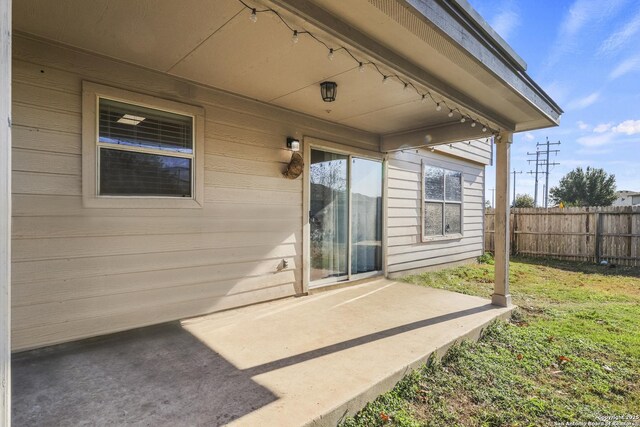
340,256,640,427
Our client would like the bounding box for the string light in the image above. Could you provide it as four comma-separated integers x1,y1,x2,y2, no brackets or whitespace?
237,0,498,135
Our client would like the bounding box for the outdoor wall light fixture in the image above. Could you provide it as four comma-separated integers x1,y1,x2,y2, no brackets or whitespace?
320,81,337,102
286,137,300,152
283,137,303,179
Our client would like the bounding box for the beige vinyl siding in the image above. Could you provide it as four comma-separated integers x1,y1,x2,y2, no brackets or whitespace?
386,149,485,276
432,138,493,165
11,35,377,351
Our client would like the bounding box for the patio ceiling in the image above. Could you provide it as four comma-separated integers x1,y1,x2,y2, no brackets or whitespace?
12,0,561,138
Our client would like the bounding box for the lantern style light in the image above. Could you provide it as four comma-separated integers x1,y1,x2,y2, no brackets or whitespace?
320,81,338,102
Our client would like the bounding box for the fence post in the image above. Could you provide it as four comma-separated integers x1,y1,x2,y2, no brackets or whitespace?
510,210,517,255
594,211,601,263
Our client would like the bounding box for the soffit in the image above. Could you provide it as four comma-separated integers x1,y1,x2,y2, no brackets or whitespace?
308,0,556,130
12,0,553,136
13,0,243,72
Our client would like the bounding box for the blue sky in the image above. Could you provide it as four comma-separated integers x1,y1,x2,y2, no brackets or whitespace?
468,0,640,206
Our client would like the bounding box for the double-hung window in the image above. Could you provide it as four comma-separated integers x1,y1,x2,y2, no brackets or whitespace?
423,164,463,239
98,98,194,197
82,82,204,208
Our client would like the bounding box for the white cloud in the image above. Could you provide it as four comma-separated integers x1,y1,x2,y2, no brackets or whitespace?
609,55,640,80
491,9,521,41
566,92,600,110
545,0,626,68
599,8,640,54
612,119,640,135
524,132,535,141
577,119,640,147
577,120,590,130
540,80,570,106
576,133,615,147
593,123,612,133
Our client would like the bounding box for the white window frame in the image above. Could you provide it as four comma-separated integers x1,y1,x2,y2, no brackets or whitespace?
422,161,464,241
82,81,204,208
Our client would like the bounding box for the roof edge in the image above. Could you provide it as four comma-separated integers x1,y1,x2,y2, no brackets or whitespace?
406,0,563,118
444,0,527,71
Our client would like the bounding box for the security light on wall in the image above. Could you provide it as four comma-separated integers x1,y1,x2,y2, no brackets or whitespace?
286,137,300,152
320,81,337,102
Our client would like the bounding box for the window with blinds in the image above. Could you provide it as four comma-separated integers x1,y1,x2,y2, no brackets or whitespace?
97,98,194,197
423,165,463,238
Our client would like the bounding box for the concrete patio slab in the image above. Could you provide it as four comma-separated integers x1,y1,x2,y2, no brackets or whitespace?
13,279,513,426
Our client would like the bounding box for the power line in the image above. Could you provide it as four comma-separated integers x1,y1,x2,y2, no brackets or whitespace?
540,137,561,208
527,137,560,207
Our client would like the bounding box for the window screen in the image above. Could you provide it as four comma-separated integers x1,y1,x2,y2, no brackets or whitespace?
97,98,194,197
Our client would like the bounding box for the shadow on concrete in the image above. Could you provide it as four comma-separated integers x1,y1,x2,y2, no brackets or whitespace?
12,323,277,427
243,304,497,377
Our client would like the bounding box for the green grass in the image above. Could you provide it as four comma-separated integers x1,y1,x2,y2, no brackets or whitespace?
340,256,640,427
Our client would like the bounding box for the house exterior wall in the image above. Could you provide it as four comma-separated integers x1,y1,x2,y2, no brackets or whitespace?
10,35,377,351
11,35,489,351
386,148,486,277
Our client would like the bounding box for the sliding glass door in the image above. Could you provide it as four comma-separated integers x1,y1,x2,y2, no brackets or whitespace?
309,149,382,286
310,150,348,282
351,158,382,275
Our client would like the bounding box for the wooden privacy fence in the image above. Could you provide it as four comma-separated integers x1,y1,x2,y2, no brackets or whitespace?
485,207,640,266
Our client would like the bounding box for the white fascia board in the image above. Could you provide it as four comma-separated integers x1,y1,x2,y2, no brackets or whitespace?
406,0,563,123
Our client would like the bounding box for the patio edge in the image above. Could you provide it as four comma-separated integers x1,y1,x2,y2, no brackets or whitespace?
305,304,515,427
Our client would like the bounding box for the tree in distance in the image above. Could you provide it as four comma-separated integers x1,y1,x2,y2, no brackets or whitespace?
513,194,535,208
549,167,617,207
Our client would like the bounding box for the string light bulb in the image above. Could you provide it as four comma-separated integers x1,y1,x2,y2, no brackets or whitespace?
421,95,427,104
234,0,499,136
382,75,389,84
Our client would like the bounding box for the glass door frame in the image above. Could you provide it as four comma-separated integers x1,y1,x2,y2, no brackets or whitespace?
302,137,386,291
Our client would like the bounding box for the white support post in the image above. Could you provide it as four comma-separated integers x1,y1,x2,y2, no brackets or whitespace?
492,131,512,307
0,0,11,423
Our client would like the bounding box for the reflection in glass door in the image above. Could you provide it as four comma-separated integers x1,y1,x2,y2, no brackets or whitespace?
309,149,382,285
310,150,348,282
351,158,382,274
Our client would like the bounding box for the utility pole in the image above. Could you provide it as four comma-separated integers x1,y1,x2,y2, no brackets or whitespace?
539,137,561,208
512,170,523,205
527,150,541,206
527,138,560,207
